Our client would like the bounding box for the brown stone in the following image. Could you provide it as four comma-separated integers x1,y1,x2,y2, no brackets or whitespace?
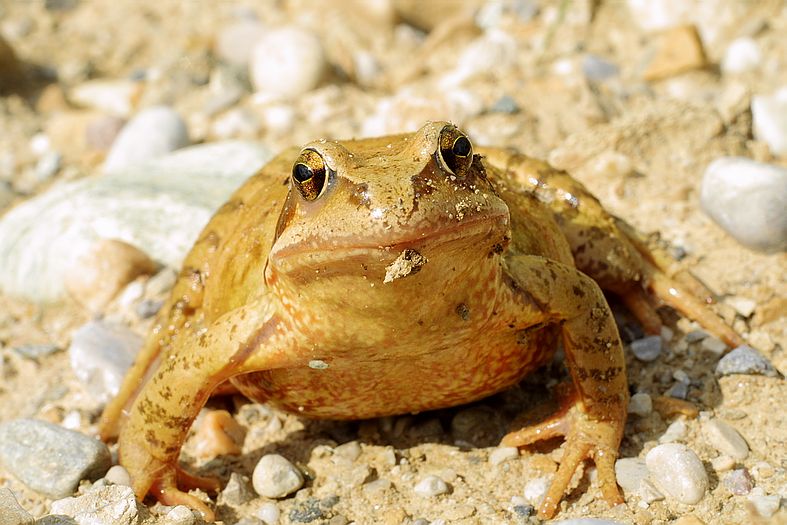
644,25,707,81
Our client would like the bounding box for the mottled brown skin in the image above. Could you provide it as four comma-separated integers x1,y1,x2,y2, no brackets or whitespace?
100,122,741,521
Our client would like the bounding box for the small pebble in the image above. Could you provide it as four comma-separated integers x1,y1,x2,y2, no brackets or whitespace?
103,106,190,174
646,443,708,505
215,19,266,67
628,393,653,417
710,455,735,472
0,419,111,498
250,26,325,98
723,468,753,495
252,454,304,498
85,115,126,151
414,475,448,497
747,488,781,518
751,461,774,479
643,25,707,81
68,79,142,118
65,238,157,314
489,446,519,466
672,516,705,525
614,457,649,493
69,320,142,403
660,420,688,443
333,441,362,462
552,519,628,525
256,501,280,525
50,485,138,525
489,95,519,114
701,419,748,460
0,487,34,525
752,87,787,157
725,296,757,318
630,335,662,362
219,472,255,506
362,478,391,494
684,330,708,343
715,345,778,377
700,336,727,355
639,479,665,503
523,476,550,504
694,148,778,240
12,343,60,359
33,150,61,182
665,381,689,400
582,54,619,82
103,465,132,487
165,505,197,525
722,37,762,74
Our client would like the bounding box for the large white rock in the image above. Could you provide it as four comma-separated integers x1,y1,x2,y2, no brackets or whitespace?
646,443,708,505
0,141,272,302
700,157,787,252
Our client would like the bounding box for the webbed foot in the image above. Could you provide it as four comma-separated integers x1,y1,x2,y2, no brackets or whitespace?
501,386,624,519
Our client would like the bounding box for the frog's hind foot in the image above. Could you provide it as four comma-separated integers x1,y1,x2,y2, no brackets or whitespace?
150,467,220,522
501,386,624,519
619,286,663,335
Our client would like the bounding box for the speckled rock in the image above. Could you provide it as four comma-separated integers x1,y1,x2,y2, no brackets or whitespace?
0,141,272,303
0,419,111,498
752,87,787,157
252,454,304,498
103,106,189,174
715,345,779,377
701,419,749,460
50,485,138,525
700,157,787,252
646,443,708,504
250,26,325,98
0,488,34,525
69,320,142,403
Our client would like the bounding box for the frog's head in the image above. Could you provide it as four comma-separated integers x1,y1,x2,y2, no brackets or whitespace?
267,121,510,306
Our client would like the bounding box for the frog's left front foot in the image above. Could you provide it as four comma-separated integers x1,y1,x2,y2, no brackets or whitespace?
501,386,624,519
148,466,220,522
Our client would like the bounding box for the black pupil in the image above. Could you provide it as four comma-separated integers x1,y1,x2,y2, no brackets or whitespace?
453,136,471,157
293,163,313,183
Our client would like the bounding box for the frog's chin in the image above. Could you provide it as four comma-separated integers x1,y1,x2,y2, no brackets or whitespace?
269,212,509,278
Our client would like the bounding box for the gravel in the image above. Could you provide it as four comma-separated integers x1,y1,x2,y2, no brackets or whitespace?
488,446,519,466
700,157,787,252
0,419,111,498
413,475,449,497
628,392,653,416
219,472,255,506
645,443,708,505
723,468,754,495
659,420,688,443
252,454,304,498
69,320,142,403
752,87,787,157
630,335,662,362
0,488,34,525
50,485,138,525
701,418,749,460
250,26,326,98
716,345,779,377
721,37,762,74
614,457,649,493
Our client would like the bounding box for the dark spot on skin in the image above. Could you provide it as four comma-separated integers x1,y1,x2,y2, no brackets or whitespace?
455,303,470,321
572,285,585,297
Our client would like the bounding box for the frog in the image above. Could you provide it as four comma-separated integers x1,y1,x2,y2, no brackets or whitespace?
99,121,743,521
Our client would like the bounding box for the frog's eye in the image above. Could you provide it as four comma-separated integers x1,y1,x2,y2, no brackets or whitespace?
292,149,330,201
437,125,473,177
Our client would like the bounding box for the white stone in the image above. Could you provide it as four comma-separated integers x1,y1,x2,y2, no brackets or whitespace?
614,457,649,493
0,141,271,303
252,454,304,498
710,454,735,472
69,321,142,403
659,420,688,443
646,443,708,505
628,393,653,417
700,157,787,252
489,446,519,466
164,505,196,525
725,296,757,318
702,419,749,460
104,106,189,174
638,479,665,503
722,37,762,74
630,336,662,362
103,465,132,487
753,87,787,157
701,336,727,355
69,79,142,118
414,475,448,497
256,501,280,524
250,26,325,98
441,30,516,88
50,485,139,525
333,441,362,462
747,489,781,518
523,476,550,504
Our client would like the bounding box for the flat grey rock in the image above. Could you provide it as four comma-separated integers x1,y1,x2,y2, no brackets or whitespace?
0,141,272,303
0,419,111,499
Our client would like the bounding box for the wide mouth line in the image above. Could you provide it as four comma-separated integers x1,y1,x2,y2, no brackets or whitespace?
272,212,508,261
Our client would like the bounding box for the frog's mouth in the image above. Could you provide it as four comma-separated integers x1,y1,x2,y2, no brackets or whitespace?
269,211,509,277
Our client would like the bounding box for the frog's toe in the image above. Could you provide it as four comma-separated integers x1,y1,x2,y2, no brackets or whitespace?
152,476,216,522
501,392,624,519
620,286,662,335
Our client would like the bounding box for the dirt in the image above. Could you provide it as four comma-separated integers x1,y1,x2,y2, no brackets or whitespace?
0,1,785,524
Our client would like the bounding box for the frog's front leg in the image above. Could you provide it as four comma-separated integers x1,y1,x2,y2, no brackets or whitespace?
118,297,297,521
501,255,628,519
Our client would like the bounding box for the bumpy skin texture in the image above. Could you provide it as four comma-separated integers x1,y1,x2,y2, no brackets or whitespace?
100,122,741,520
